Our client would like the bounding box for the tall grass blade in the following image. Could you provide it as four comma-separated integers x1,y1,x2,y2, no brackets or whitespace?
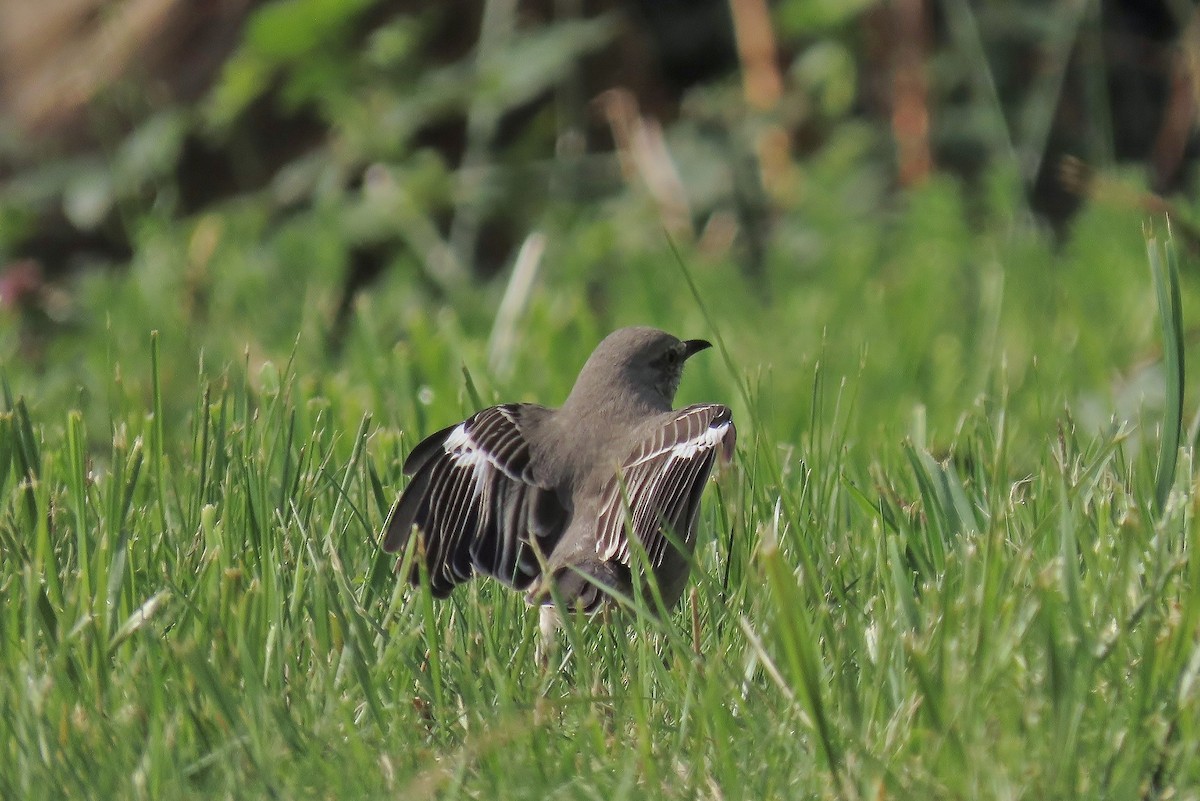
1148,233,1184,513
759,530,845,792
149,331,171,535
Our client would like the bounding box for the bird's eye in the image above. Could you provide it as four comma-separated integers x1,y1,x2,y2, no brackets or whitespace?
664,349,681,366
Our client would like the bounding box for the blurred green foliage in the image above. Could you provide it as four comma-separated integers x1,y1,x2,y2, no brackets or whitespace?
2,0,1191,445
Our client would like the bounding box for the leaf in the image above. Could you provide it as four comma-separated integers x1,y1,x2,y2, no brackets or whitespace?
475,17,615,111
1147,232,1184,514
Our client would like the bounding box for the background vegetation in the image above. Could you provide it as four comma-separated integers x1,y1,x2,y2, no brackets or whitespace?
2,0,1200,797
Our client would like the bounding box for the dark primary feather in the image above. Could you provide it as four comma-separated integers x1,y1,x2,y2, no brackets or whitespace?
595,403,736,569
382,404,566,597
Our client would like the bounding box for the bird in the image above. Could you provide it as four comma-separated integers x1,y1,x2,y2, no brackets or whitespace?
380,326,735,614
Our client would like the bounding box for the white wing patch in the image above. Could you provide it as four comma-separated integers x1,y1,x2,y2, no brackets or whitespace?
442,406,526,497
670,421,731,460
443,423,490,494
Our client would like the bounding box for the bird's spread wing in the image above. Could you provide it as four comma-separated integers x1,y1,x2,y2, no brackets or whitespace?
595,404,735,569
382,404,566,596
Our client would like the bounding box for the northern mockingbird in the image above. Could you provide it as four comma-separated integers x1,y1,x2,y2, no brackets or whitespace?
382,326,735,613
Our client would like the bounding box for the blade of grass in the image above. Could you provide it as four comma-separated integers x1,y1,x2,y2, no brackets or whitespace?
1148,231,1184,513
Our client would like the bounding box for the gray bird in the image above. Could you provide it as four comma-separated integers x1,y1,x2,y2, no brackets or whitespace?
381,326,735,613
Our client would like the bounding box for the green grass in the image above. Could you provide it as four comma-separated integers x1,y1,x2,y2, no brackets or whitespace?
3,171,1200,798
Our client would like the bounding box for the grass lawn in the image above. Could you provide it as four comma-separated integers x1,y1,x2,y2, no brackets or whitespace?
2,173,1199,799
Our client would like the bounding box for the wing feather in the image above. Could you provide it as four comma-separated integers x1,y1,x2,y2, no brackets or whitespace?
596,404,735,569
381,404,566,596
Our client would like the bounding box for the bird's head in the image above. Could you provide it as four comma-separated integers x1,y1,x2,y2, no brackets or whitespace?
567,326,713,411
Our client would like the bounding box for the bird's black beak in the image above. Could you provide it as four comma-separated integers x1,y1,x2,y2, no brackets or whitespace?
682,339,713,359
